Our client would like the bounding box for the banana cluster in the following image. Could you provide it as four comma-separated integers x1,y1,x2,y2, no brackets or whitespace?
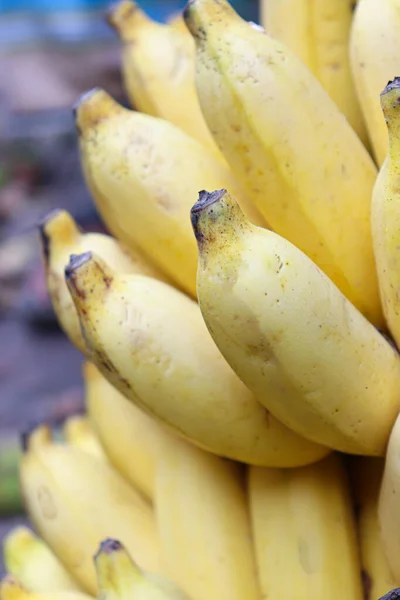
4,0,400,599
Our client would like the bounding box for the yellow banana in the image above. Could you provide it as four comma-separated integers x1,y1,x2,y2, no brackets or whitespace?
62,415,108,463
0,577,92,600
166,11,191,38
155,436,261,600
249,454,363,600
94,539,189,600
379,414,400,580
350,0,400,166
3,526,82,594
350,458,397,600
75,88,266,298
191,188,400,455
371,79,400,348
39,208,165,355
20,424,160,594
107,0,219,157
83,361,171,501
262,0,367,144
65,251,329,467
184,0,382,325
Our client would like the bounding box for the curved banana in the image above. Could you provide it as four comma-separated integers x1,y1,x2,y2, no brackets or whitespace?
107,0,219,157
0,577,92,600
63,414,108,463
249,454,362,600
20,424,160,594
75,88,266,298
95,539,189,600
39,208,164,355
155,436,261,600
372,79,400,349
84,361,171,501
262,0,367,144
184,0,382,325
350,458,397,600
191,188,400,455
3,526,82,593
350,0,400,167
65,251,329,467
379,414,400,580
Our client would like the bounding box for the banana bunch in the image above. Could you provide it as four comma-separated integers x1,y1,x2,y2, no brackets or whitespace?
7,0,400,599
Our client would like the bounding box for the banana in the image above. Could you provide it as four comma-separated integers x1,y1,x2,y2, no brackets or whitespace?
107,0,219,157
39,209,165,355
155,436,261,600
75,88,266,298
379,413,400,580
184,0,382,326
63,415,108,463
0,577,92,600
191,188,400,455
65,251,329,467
371,79,400,349
3,526,82,594
262,0,367,144
350,0,400,167
166,11,191,38
350,458,397,600
83,361,171,501
248,454,363,600
19,424,160,594
94,539,189,600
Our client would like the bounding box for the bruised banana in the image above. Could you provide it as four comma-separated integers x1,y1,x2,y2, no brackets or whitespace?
350,0,400,166
107,0,219,157
379,413,400,580
20,424,160,594
262,0,367,144
62,414,108,463
3,526,82,594
350,458,397,600
75,88,265,298
249,454,362,600
192,189,400,456
95,539,189,600
0,577,92,600
155,437,261,600
184,0,382,326
372,79,400,349
65,251,329,467
39,209,165,355
84,361,172,502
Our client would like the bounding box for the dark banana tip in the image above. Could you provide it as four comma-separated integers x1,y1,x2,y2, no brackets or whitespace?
38,208,63,262
72,88,102,132
20,421,47,453
379,588,400,600
95,538,123,559
382,77,400,96
190,189,226,234
65,252,93,280
183,0,196,23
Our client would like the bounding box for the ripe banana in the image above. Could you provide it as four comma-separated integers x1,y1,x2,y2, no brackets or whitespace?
262,0,367,144
20,424,160,594
155,436,261,600
62,415,108,463
107,0,219,157
39,208,164,355
350,0,400,167
379,413,400,580
75,88,266,298
3,526,82,594
184,0,382,326
248,454,363,600
94,539,189,600
371,79,400,349
0,577,92,600
83,361,171,501
65,251,329,467
191,188,400,455
350,458,397,600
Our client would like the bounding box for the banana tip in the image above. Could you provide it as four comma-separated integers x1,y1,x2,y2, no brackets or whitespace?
382,77,400,96
183,0,196,25
38,208,62,261
65,252,93,280
72,88,103,132
20,421,47,453
96,538,123,558
379,588,400,600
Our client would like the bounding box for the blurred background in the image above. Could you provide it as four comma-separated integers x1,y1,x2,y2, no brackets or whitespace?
0,0,259,575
